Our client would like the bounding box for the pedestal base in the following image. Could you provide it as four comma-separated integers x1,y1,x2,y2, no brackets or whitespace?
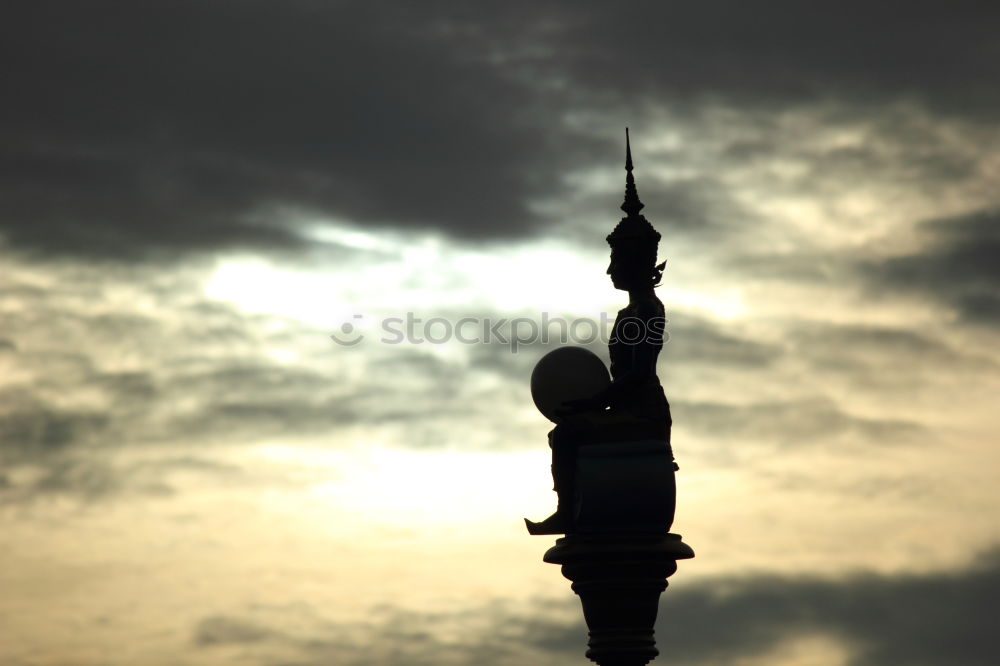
543,533,694,666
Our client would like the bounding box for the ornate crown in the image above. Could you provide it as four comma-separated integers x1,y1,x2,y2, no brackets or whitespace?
607,128,661,249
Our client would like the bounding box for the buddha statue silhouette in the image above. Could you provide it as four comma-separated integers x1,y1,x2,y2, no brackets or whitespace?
526,129,675,535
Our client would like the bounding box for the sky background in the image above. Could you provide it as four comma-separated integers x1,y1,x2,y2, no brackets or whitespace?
2,2,1000,665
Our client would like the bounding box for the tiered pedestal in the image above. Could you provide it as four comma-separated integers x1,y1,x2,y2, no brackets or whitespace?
543,533,694,666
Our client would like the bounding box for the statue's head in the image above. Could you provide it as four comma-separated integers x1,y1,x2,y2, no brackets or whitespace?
606,217,661,291
607,128,663,291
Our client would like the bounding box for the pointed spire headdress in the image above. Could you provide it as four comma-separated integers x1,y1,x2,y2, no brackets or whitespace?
607,128,661,247
607,128,665,283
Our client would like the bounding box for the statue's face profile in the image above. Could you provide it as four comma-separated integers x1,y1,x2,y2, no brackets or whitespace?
607,253,628,291
607,248,648,292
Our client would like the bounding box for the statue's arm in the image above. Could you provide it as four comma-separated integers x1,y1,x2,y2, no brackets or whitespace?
557,299,664,417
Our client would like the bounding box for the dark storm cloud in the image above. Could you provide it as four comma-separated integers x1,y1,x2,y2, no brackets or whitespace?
3,2,998,259
654,549,1000,666
191,549,1000,666
532,1,1000,115
0,1,574,260
865,209,1000,324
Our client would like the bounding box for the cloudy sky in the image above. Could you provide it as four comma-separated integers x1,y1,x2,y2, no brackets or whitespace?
2,2,999,665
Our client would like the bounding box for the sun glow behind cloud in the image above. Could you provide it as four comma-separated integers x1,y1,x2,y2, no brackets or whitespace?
204,232,613,320
251,442,553,528
204,220,752,340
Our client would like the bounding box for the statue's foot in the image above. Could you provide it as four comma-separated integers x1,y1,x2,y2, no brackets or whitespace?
524,512,571,535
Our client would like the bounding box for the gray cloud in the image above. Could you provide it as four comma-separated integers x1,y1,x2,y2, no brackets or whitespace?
865,209,1000,324
667,315,782,368
0,345,467,458
0,286,551,504
0,454,248,505
194,615,278,647
674,396,927,450
0,393,109,459
789,322,999,388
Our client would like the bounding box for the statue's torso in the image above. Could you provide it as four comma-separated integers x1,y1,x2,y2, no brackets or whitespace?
608,294,671,435
609,296,665,379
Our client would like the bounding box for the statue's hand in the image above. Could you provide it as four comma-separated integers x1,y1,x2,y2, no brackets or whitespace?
555,396,607,417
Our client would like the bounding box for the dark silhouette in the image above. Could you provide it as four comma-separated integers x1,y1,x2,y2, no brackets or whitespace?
525,130,695,666
526,128,675,536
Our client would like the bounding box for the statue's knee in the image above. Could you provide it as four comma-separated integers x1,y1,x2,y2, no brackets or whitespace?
548,423,575,449
552,425,593,455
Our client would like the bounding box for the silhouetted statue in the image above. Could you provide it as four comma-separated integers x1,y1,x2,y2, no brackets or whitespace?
526,129,675,536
